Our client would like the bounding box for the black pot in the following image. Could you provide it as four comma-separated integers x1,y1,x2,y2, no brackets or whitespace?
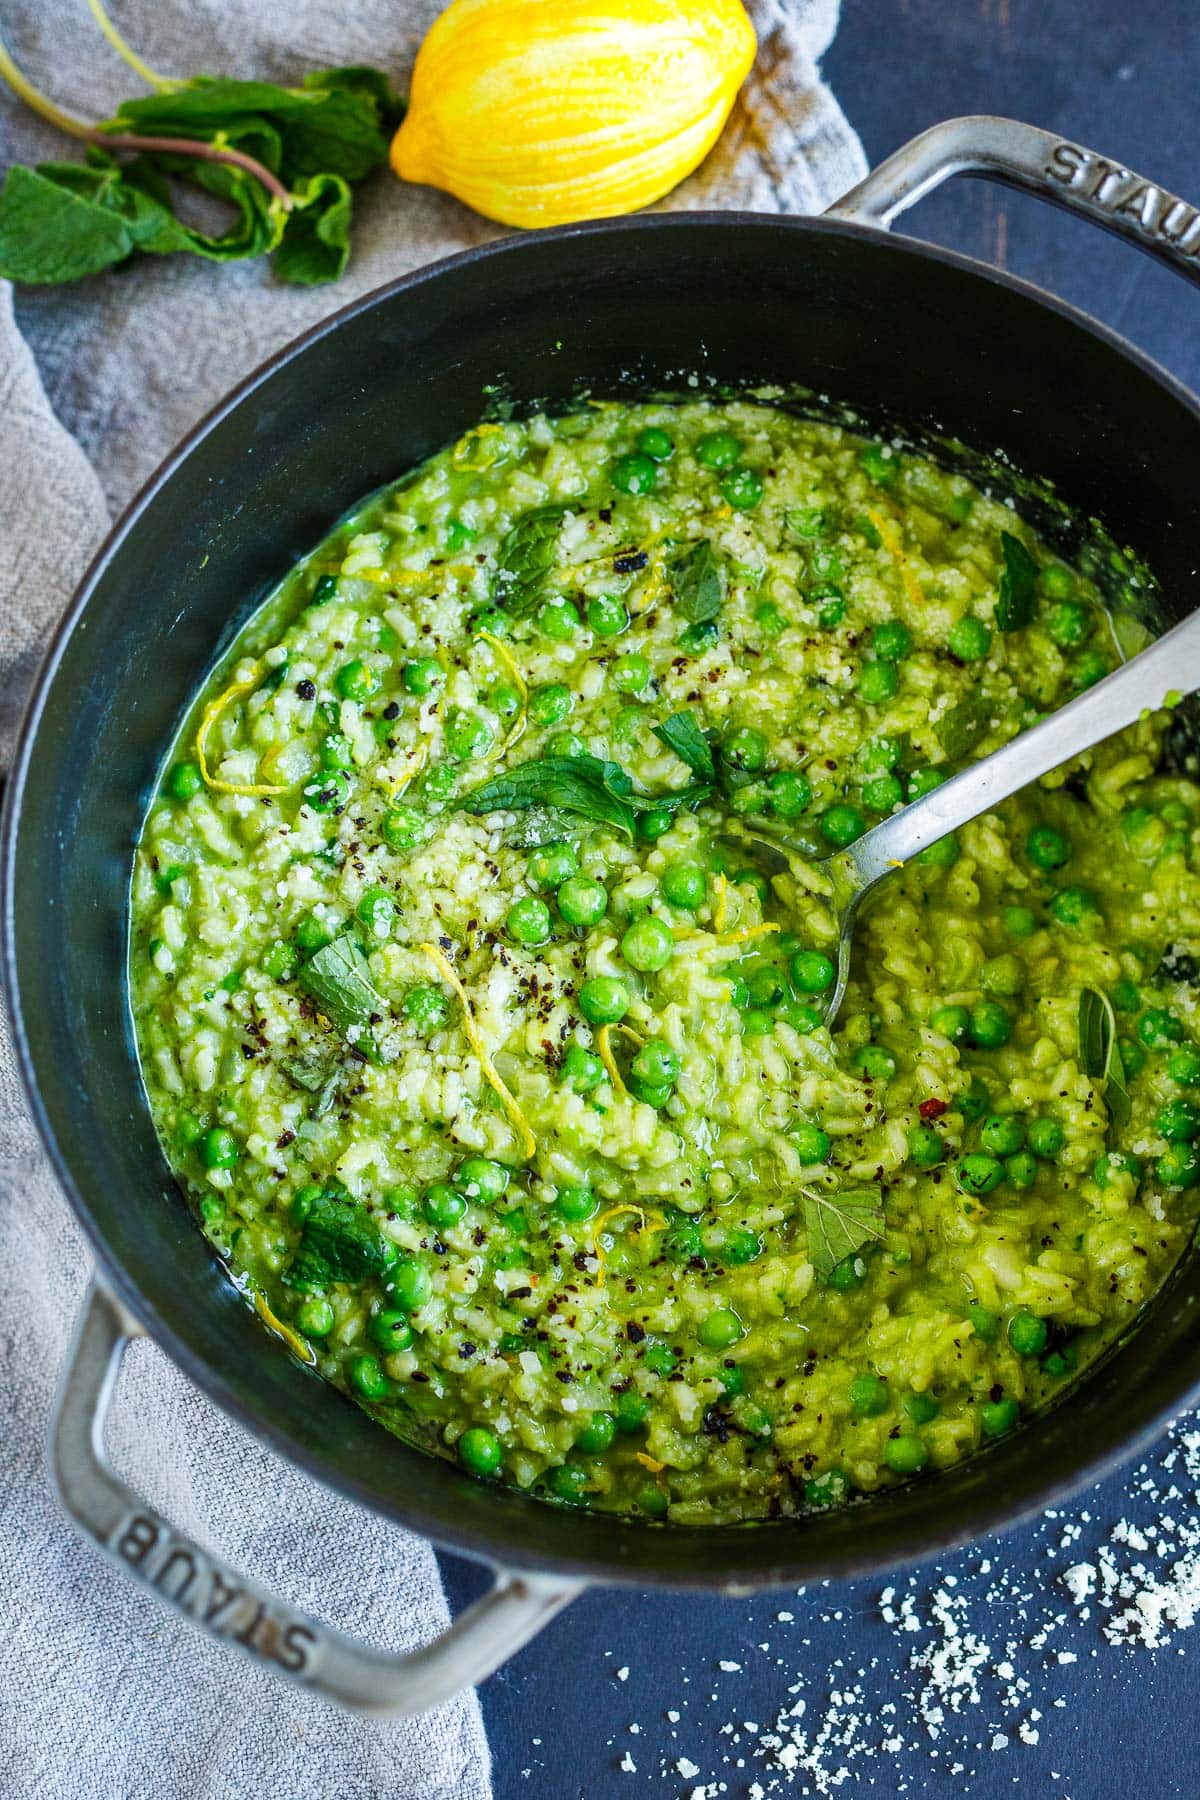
7,115,1200,1714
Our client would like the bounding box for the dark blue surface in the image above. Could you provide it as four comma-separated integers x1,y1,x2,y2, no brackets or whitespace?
442,4,1200,1791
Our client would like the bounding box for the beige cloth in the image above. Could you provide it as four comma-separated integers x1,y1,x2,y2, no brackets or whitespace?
0,3,865,1794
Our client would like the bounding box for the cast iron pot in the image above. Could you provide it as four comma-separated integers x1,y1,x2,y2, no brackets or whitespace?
7,116,1200,1714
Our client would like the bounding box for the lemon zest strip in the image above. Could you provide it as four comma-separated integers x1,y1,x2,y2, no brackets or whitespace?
634,1451,667,1474
594,1022,645,1096
419,942,537,1161
476,629,528,763
717,921,781,948
195,663,288,796
590,1202,668,1283
867,506,926,608
386,739,428,801
253,1292,317,1367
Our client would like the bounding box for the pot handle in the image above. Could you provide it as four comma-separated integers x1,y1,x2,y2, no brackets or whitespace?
50,1280,582,1715
825,113,1200,285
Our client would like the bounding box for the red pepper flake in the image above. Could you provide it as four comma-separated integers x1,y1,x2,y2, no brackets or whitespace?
919,1097,948,1120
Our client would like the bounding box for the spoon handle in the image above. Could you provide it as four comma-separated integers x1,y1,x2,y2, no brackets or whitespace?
843,607,1200,896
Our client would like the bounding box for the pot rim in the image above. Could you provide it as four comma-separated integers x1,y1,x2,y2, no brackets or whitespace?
8,207,1200,1588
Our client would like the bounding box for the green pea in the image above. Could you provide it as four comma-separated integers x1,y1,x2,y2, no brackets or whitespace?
1158,1145,1200,1189
679,619,720,653
423,1184,467,1230
981,1397,1019,1437
579,976,629,1024
1168,1048,1200,1085
389,1258,432,1312
949,616,991,661
930,1003,970,1043
885,1435,929,1476
631,1038,680,1086
904,1392,940,1425
1046,598,1090,645
622,915,674,972
556,1184,598,1222
348,1354,391,1401
381,804,425,852
536,598,581,641
908,1124,944,1168
457,1157,509,1203
295,1296,334,1338
722,1228,762,1265
981,1113,1025,1156
967,1302,1000,1341
804,1469,852,1509
458,1426,503,1477
637,426,674,461
907,767,945,801
792,1122,831,1162
816,592,846,628
445,519,476,551
507,895,552,946
369,1310,414,1354
1050,886,1100,930
318,731,354,773
356,886,395,936
740,1008,775,1038
1003,905,1037,940
335,659,379,703
748,965,785,1007
587,594,629,637
662,862,706,909
863,773,904,813
871,619,912,660
201,1127,238,1170
404,984,449,1032
615,1391,650,1432
1093,1151,1141,1188
1027,1117,1065,1160
861,736,903,773
859,660,899,704
642,1336,677,1376
733,868,769,903
917,835,960,870
445,709,495,761
820,804,865,848
561,1043,604,1092
528,843,579,890
849,1373,889,1417
167,759,204,801
1072,650,1111,689
613,653,651,693
262,940,300,981
720,467,763,510
637,1482,670,1517
636,806,674,841
955,1153,1005,1196
576,1411,617,1453
756,601,787,637
829,1255,866,1291
1027,824,1070,871
860,444,899,485
529,682,573,726
722,725,768,772
786,951,832,997
611,452,658,495
768,770,813,817
382,1186,420,1223
1156,1100,1200,1143
696,430,741,470
303,768,351,814
1007,1310,1048,1356
557,875,608,927
1140,1008,1183,1047
424,764,457,800
698,1307,743,1350
403,657,443,696
854,1045,897,1081
969,1000,1012,1048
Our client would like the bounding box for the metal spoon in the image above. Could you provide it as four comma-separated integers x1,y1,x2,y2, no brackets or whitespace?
732,608,1200,1027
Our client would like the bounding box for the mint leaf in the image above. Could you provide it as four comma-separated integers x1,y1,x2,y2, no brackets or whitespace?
0,160,188,282
491,505,570,616
654,710,715,779
996,531,1038,632
463,755,638,837
670,538,725,625
299,934,385,1054
274,171,353,285
936,687,993,761
802,1185,885,1280
1079,986,1131,1128
115,77,391,184
286,1188,393,1290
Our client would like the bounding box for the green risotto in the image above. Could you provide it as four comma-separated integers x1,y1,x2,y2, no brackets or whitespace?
131,400,1200,1524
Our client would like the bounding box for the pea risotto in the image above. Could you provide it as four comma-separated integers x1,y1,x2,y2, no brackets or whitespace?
131,400,1200,1524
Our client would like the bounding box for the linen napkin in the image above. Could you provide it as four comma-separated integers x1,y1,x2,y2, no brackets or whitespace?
0,3,865,1794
